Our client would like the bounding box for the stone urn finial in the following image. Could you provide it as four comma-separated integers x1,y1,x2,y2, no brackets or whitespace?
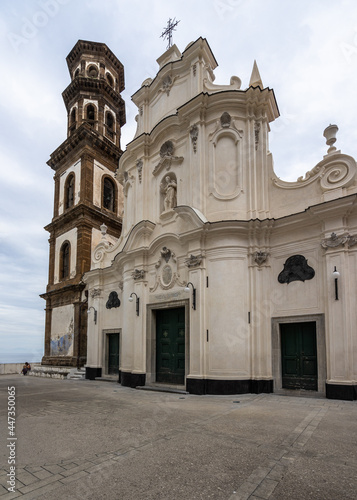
100,223,108,239
323,124,338,154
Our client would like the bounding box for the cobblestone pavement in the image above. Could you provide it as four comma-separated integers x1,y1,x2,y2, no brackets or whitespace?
0,375,356,499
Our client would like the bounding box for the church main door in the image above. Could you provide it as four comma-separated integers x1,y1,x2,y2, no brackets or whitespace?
280,322,317,390
156,307,185,384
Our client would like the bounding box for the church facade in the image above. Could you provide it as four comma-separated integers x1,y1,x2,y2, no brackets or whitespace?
45,37,357,400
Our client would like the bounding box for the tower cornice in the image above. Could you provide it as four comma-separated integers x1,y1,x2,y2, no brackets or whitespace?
47,123,122,170
62,77,126,125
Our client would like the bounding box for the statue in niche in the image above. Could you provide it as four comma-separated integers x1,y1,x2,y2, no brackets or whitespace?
161,175,177,211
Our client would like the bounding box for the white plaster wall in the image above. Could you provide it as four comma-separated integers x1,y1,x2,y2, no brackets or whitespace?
54,228,78,284
206,252,250,378
58,160,81,216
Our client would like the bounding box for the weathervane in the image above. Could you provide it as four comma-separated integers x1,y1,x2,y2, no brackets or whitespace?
160,18,180,50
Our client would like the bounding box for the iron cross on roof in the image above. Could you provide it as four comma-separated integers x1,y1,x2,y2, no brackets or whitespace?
160,18,180,50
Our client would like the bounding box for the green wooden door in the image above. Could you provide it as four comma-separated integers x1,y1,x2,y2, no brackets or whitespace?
108,333,119,375
156,308,185,384
281,322,317,390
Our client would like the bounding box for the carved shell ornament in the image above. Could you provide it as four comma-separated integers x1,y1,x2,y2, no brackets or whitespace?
153,141,184,176
160,141,174,157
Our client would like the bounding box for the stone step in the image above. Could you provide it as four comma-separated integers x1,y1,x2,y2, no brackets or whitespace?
136,384,188,395
94,376,118,383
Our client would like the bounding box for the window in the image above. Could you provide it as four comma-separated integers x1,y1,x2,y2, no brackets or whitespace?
65,174,75,209
87,104,95,121
60,242,70,280
106,73,114,87
105,111,114,139
87,65,98,78
70,108,76,124
69,108,76,134
103,177,115,212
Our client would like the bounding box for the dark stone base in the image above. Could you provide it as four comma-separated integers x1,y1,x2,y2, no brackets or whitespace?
41,356,84,367
251,379,274,394
86,367,102,380
121,372,146,388
186,378,274,395
326,383,356,401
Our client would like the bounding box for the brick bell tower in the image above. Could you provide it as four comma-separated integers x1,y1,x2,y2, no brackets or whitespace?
41,40,125,367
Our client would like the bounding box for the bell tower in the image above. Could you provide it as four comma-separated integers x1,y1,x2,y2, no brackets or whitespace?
41,40,125,368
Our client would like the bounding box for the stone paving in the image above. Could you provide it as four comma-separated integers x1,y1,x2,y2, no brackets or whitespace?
0,375,356,499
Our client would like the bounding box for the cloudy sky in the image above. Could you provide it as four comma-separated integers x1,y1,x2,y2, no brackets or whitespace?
1,0,357,363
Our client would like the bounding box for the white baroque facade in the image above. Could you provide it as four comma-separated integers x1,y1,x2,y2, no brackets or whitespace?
83,38,357,400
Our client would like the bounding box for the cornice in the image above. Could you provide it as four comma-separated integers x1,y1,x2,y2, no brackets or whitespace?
40,281,86,300
44,203,122,234
47,123,122,170
62,77,126,125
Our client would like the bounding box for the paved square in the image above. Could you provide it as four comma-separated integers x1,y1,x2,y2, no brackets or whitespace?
1,376,356,499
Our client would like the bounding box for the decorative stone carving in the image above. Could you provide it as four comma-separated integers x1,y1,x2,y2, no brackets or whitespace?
254,251,269,266
132,269,146,280
93,239,113,263
185,254,202,268
150,247,184,291
118,281,124,291
90,288,102,298
190,124,198,153
162,265,173,286
155,247,176,268
158,74,178,96
160,141,174,157
278,255,315,284
123,170,134,197
100,223,108,238
203,75,241,92
161,174,177,211
220,112,231,128
106,291,120,309
209,118,243,141
161,246,173,263
254,122,261,151
273,151,356,193
321,232,350,249
192,64,196,77
348,235,357,247
323,124,338,154
152,141,184,176
136,159,143,183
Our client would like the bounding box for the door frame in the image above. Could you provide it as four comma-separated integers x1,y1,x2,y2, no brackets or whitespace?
146,299,190,385
271,315,326,394
102,329,121,376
